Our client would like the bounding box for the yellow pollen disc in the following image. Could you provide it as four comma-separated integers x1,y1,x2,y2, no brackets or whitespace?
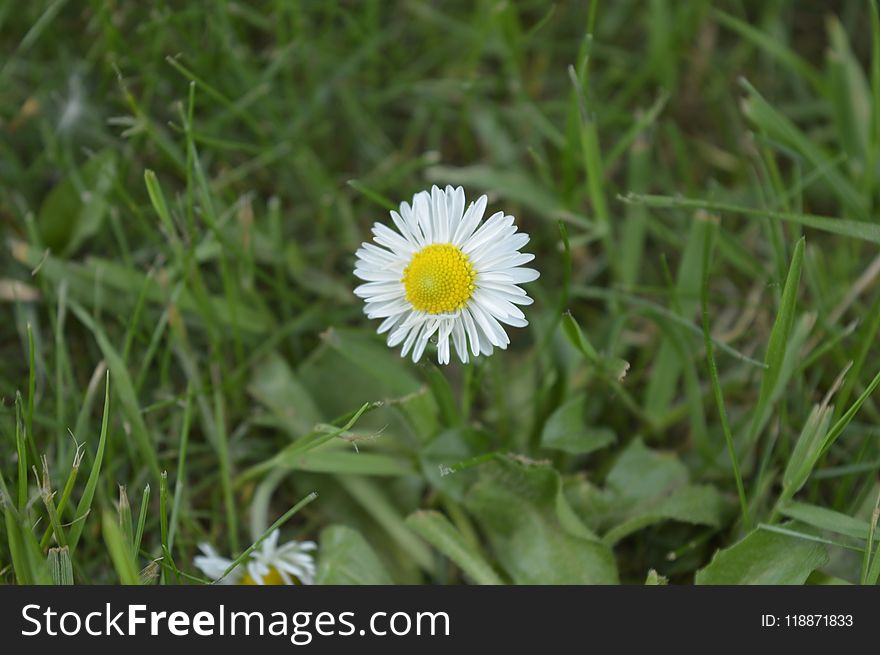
402,243,476,314
241,567,292,585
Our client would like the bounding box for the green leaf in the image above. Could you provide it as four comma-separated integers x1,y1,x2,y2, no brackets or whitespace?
645,569,668,585
0,491,52,585
464,456,618,584
782,403,834,498
268,446,415,477
620,193,880,245
778,501,870,541
540,394,616,455
38,149,118,255
712,10,825,94
644,217,710,418
248,352,322,436
102,510,142,585
740,79,867,219
420,427,493,502
69,303,161,482
243,401,376,480
407,510,504,585
322,327,421,397
696,526,828,584
746,237,805,446
561,312,630,381
337,475,434,573
425,164,587,226
315,525,394,585
601,439,724,544
68,370,113,551
47,547,74,585
826,16,871,164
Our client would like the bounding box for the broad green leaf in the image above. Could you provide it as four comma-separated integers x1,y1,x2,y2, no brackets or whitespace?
605,438,689,500
464,456,618,584
603,485,724,546
38,149,117,255
696,526,828,584
407,510,504,585
315,525,393,585
541,394,615,455
601,439,724,544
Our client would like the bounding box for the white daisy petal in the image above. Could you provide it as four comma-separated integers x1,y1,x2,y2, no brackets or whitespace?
390,209,419,246
450,318,468,363
453,194,487,245
413,191,433,242
401,321,425,358
447,185,465,238
431,185,449,242
504,267,540,284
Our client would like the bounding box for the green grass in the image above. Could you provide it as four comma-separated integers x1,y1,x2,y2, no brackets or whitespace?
2,0,880,585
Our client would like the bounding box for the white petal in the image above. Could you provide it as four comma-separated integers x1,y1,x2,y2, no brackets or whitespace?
401,321,425,358
390,210,419,246
372,222,416,256
377,313,405,335
413,191,433,243
504,267,540,283
471,251,535,272
354,281,403,298
412,326,430,362
461,213,515,255
451,318,468,363
354,267,403,282
432,185,449,242
461,307,483,356
473,288,525,320
366,298,411,318
452,195,487,245
447,186,465,238
469,302,510,348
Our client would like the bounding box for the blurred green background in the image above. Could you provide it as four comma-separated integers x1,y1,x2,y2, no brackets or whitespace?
2,0,880,585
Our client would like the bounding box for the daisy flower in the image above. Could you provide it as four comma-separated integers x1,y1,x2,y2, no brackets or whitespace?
354,185,539,364
194,530,317,585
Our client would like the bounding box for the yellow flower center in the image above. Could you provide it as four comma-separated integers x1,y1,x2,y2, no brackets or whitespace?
241,567,293,585
402,243,476,314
